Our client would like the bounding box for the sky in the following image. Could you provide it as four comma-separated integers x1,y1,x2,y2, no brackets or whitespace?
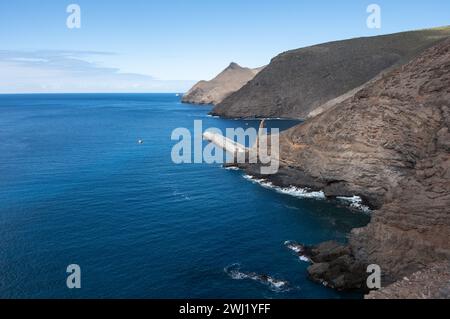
0,0,449,93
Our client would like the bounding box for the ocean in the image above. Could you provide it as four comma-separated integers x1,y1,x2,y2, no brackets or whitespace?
0,93,369,298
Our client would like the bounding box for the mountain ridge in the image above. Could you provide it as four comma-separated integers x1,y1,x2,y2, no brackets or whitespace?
182,62,263,105
211,26,450,119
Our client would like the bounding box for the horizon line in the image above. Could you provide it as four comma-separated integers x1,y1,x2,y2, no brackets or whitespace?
0,92,187,95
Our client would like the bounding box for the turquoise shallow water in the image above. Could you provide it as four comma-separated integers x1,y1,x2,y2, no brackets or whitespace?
0,93,369,298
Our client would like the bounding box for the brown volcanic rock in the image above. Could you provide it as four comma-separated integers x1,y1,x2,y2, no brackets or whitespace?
365,262,450,299
182,62,263,105
212,27,450,119
254,38,450,291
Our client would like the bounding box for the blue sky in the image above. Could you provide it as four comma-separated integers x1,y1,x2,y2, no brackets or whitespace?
0,0,449,93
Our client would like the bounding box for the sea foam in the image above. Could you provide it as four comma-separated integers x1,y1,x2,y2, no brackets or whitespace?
284,241,311,263
243,175,326,199
224,263,291,292
224,166,240,171
336,196,371,213
242,174,371,212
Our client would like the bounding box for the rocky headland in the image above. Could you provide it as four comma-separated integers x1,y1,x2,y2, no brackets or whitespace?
182,62,263,105
211,27,450,119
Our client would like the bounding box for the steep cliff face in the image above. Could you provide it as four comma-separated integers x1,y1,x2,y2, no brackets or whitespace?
348,39,450,282
212,27,450,119
182,63,263,105
242,37,450,290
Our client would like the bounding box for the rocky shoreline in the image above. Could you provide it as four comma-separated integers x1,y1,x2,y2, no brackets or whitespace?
285,241,369,292
229,36,450,298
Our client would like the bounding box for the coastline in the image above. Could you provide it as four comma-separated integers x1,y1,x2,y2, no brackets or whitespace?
0,93,366,298
215,37,450,298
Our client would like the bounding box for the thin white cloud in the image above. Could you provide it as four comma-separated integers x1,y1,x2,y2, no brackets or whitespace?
0,50,194,93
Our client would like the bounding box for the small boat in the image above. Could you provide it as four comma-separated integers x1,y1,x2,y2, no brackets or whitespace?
138,139,144,144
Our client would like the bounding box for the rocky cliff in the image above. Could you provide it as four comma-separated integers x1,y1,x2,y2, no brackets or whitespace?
241,37,450,294
182,62,263,105
211,27,450,119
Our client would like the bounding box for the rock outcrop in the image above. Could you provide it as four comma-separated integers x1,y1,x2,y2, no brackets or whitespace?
240,37,450,295
182,62,263,105
306,241,368,291
211,27,450,119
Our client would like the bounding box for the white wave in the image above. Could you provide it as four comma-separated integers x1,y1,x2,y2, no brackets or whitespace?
284,241,303,253
242,174,370,213
243,175,326,199
224,263,245,279
299,255,310,262
267,277,288,289
224,166,240,171
284,241,310,263
229,270,248,280
336,196,371,213
224,264,290,292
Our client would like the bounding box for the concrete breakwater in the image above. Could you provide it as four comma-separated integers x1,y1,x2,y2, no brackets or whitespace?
202,131,247,156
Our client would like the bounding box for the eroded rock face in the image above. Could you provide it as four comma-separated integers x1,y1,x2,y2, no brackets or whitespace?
256,38,450,292
182,62,263,105
212,27,450,119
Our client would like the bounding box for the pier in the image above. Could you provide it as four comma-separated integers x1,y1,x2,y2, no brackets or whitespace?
202,131,248,155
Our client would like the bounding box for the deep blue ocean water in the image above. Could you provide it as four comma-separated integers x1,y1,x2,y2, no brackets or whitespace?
0,94,369,298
